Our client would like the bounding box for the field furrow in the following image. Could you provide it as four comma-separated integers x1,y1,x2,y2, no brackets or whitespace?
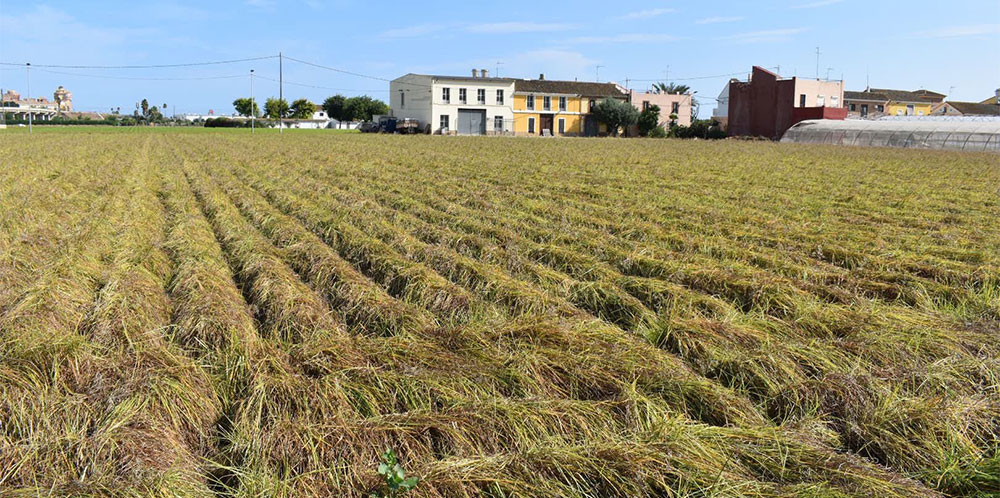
3,130,996,497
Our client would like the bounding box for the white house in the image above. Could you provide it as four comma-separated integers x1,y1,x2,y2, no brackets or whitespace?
712,81,731,128
389,69,515,135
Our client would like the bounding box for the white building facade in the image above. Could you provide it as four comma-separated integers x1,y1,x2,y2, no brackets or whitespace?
390,70,515,135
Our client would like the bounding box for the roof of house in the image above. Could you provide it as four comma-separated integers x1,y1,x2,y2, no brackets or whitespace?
947,101,1000,116
867,88,945,103
514,79,626,97
845,90,888,102
428,75,516,83
393,73,515,84
981,96,998,105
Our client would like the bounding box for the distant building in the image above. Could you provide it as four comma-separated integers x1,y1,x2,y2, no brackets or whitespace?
1,86,73,121
844,88,944,118
931,101,1000,117
725,66,846,139
844,91,888,118
512,76,628,136
390,70,515,135
712,82,732,129
628,89,694,128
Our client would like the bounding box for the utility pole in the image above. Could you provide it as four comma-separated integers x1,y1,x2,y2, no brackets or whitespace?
278,52,283,134
815,47,821,80
595,65,604,82
25,63,32,134
250,69,255,134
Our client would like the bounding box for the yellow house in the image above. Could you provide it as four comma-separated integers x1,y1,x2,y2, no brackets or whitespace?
869,88,945,117
512,78,627,136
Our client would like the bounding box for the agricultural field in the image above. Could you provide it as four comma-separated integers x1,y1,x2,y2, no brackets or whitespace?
0,128,998,497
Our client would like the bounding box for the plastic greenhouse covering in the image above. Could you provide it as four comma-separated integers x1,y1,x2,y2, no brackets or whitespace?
780,119,1000,151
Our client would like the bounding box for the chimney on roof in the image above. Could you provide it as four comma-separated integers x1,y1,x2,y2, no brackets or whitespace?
539,73,545,80
481,69,489,78
472,69,479,78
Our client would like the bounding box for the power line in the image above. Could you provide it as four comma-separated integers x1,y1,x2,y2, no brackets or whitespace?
0,55,277,70
32,67,247,81
283,55,392,82
624,71,746,83
254,74,387,92
282,55,430,89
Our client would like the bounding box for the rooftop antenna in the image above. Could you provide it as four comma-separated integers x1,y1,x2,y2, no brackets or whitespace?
814,46,821,79
948,86,956,98
495,61,503,78
865,66,869,90
595,65,604,82
825,67,834,81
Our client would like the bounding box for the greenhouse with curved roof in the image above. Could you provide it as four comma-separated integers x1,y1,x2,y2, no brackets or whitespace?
780,119,1000,151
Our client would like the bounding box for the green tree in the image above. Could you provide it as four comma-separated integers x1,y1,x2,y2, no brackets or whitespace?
289,99,318,119
591,98,638,137
264,97,289,119
233,97,260,117
140,99,150,117
322,94,347,121
147,106,164,123
637,104,660,137
344,95,389,121
652,82,691,94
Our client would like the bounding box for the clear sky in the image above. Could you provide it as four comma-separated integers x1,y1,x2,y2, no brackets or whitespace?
1,0,997,117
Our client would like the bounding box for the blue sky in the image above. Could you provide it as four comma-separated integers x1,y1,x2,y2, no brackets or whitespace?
1,0,997,117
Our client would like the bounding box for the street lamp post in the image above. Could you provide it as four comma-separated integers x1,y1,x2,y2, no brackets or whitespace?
250,69,255,134
25,63,32,134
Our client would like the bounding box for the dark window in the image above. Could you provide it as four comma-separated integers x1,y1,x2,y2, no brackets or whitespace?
876,104,884,112
849,103,856,111
496,89,504,105
559,96,567,111
588,99,596,111
528,117,535,133
442,87,450,103
642,101,649,111
671,102,679,114
543,96,551,111
526,95,534,110
799,94,806,107
459,88,467,104
477,89,486,104
860,104,868,117
494,116,504,131
440,114,449,130
558,118,565,134
400,91,405,108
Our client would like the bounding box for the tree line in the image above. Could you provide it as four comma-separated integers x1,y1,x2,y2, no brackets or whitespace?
232,95,388,121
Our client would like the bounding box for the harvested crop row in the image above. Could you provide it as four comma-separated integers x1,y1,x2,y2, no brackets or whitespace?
0,136,219,495
230,166,480,322
203,163,435,337
183,161,354,362
289,162,1000,486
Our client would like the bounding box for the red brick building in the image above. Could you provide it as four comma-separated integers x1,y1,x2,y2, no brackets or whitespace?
727,66,847,139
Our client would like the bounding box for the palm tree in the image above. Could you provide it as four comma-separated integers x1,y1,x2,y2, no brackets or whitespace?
652,82,691,95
